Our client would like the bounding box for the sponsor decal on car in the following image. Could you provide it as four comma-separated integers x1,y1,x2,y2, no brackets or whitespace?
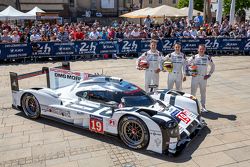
108,119,116,127
154,138,161,147
170,109,191,124
150,130,162,136
43,106,71,118
89,115,104,134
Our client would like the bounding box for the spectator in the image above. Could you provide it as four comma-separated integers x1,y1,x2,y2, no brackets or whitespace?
197,27,206,38
183,27,191,38
30,30,41,42
190,26,198,39
74,28,84,40
56,27,69,42
89,28,99,40
108,27,115,40
144,15,153,29
11,31,20,43
1,30,12,43
131,28,140,38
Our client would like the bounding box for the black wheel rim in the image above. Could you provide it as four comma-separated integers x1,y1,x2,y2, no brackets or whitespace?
122,120,144,146
24,96,38,116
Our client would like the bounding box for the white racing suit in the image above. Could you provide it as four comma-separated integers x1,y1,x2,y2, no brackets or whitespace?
137,50,163,92
188,54,215,108
164,52,187,91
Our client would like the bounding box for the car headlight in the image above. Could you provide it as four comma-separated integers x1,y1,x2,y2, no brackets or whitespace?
164,120,178,129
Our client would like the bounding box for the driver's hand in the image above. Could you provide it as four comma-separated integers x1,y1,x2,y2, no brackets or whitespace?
155,68,161,73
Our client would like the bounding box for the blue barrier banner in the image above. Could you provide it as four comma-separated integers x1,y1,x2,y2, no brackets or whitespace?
160,38,178,52
140,39,151,53
218,38,244,51
76,41,98,55
243,38,250,51
1,38,250,60
204,38,220,50
32,42,53,57
53,42,75,56
181,38,201,51
0,44,6,60
118,39,140,53
97,40,118,54
3,43,32,59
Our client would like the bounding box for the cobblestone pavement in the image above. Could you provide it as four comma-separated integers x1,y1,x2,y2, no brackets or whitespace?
0,56,250,167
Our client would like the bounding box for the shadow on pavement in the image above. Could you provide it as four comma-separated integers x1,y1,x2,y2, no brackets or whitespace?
16,111,210,162
202,110,237,121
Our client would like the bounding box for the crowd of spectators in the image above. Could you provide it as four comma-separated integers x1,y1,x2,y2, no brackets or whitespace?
1,14,250,44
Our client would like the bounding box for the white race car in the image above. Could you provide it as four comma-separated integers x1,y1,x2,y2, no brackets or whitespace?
10,63,205,155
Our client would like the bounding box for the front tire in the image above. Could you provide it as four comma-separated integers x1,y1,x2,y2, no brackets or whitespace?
118,116,149,149
21,93,41,119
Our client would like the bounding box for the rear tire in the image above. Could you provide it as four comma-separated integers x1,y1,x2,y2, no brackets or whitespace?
118,116,149,149
21,93,41,119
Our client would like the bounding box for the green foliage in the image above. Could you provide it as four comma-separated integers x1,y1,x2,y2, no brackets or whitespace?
223,0,250,15
177,0,204,12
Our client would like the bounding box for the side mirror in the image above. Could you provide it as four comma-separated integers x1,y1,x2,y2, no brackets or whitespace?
104,101,118,115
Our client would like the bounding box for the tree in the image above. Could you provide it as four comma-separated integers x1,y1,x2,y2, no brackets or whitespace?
223,0,250,15
177,0,204,12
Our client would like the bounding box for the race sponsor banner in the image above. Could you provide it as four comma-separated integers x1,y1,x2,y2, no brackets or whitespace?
53,42,75,56
140,39,151,53
218,38,244,51
0,44,6,60
97,40,118,54
118,39,140,53
204,38,220,51
243,38,250,51
75,41,98,55
49,68,89,89
3,43,32,59
160,38,178,52
181,38,201,51
32,42,53,56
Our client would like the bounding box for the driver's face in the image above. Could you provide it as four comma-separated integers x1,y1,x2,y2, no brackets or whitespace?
150,42,157,50
198,45,206,55
174,44,181,52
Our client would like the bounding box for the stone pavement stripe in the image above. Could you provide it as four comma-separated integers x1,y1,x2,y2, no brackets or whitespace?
224,146,250,162
77,155,114,167
215,131,249,144
47,161,79,167
218,160,250,167
0,147,31,162
0,143,23,153
0,135,29,146
192,152,236,167
45,157,69,166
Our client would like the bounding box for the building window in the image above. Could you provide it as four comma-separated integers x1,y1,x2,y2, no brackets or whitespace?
172,0,177,4
69,0,74,7
127,0,131,3
159,0,162,4
149,0,152,4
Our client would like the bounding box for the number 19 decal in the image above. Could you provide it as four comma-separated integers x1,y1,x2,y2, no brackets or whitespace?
89,115,104,134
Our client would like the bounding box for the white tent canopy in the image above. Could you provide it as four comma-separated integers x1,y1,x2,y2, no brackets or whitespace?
0,6,34,20
120,7,152,18
26,6,45,16
180,7,203,16
145,5,186,18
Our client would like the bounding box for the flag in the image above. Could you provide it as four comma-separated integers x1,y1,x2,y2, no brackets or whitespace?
188,0,194,22
216,0,223,24
229,0,235,25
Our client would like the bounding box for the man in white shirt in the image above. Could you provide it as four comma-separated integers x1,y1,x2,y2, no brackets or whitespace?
188,44,215,112
137,39,163,92
163,43,187,91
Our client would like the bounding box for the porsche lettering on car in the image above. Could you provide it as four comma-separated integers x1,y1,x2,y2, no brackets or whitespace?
9,63,206,155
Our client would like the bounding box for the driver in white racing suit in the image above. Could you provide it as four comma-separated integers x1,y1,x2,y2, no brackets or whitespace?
188,44,215,112
163,43,187,91
137,39,163,92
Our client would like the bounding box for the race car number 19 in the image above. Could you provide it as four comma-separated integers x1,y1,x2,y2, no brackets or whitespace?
89,115,104,134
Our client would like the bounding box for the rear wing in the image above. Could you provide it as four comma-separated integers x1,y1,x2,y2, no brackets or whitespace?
9,62,70,92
